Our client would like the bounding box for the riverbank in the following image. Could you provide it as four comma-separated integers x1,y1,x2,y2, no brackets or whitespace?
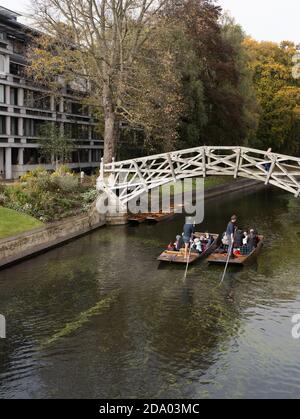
0,177,262,270
0,207,43,239
0,209,105,270
1,186,297,399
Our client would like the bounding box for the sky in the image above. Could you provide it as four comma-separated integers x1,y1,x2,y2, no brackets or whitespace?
218,0,300,43
0,0,299,43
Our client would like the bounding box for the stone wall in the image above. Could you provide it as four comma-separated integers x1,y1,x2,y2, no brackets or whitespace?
0,178,263,270
0,210,106,269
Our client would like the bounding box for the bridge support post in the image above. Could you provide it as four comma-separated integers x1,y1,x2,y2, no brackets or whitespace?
234,148,241,179
105,211,129,225
96,146,300,208
202,147,206,178
96,176,129,226
265,157,276,185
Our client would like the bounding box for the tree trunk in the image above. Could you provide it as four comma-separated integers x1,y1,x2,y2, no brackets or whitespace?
103,83,118,164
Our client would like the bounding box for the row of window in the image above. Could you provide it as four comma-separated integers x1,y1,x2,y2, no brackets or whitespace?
0,116,102,139
0,85,18,104
0,83,92,117
10,148,102,165
0,32,26,54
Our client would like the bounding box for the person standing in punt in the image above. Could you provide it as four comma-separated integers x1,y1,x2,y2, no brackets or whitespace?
226,215,238,258
183,221,195,260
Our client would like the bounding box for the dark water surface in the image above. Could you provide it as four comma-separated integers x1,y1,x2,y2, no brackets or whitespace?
0,186,300,399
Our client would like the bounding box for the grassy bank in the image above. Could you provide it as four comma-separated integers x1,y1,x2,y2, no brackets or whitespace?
0,167,97,225
0,207,43,239
204,176,233,190
159,176,234,197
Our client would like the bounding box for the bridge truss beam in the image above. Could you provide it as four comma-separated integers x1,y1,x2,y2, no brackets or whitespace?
97,146,300,205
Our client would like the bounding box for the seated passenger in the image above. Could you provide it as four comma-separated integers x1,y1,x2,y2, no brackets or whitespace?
222,232,229,246
242,231,248,246
234,229,244,248
248,229,258,251
193,238,202,254
205,232,213,247
167,242,175,251
174,235,184,251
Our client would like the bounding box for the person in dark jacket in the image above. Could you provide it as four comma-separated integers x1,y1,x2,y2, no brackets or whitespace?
226,215,238,257
248,229,258,251
234,229,244,248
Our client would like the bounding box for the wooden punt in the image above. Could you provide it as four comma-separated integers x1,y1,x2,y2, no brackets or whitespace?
128,214,148,224
207,235,264,266
146,212,175,223
157,233,219,264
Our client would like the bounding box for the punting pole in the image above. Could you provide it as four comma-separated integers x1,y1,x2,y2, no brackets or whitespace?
183,221,196,280
219,239,234,285
183,242,193,280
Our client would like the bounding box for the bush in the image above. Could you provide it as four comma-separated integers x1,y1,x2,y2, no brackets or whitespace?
20,167,49,183
82,188,98,203
51,173,78,192
0,193,7,205
2,167,95,222
53,165,72,176
81,188,98,211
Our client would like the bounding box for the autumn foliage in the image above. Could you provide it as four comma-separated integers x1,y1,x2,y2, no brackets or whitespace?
26,0,300,160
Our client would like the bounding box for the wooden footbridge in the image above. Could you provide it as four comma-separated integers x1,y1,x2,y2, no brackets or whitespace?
96,146,300,207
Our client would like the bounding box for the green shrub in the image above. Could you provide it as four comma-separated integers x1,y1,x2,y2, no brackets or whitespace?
2,167,95,222
54,165,72,176
51,173,79,192
82,188,98,203
20,167,49,183
0,193,7,205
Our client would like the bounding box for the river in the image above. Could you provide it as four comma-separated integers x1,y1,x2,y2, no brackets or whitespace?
0,185,300,399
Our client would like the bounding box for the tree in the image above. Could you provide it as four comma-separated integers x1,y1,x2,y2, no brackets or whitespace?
163,1,259,147
244,39,300,153
27,0,183,163
38,123,75,168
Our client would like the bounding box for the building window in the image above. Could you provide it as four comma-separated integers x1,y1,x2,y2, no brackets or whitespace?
13,39,25,55
78,124,89,139
24,119,33,136
64,100,87,116
79,149,89,162
0,54,5,73
0,116,6,134
12,149,18,165
10,88,18,106
24,149,39,165
24,90,34,107
0,85,5,103
9,62,24,77
24,119,45,137
33,120,43,137
11,117,18,135
91,126,101,140
24,90,50,110
92,149,102,162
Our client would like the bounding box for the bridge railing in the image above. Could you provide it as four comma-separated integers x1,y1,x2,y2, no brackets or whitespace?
97,146,300,203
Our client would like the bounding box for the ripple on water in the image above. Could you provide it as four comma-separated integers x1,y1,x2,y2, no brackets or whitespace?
1,188,300,398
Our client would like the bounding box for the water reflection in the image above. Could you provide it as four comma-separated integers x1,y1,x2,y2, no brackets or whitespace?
0,185,300,398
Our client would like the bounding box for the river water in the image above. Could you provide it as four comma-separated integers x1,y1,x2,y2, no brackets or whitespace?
0,185,300,399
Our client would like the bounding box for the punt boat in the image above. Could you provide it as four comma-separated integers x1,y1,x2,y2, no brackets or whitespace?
146,212,175,223
207,235,264,266
157,233,219,264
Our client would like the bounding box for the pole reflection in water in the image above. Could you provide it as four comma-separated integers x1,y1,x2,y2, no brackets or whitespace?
0,186,300,398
